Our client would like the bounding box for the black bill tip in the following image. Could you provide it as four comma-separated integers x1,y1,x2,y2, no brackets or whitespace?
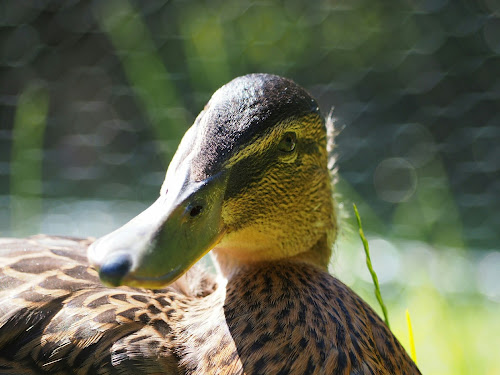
98,253,132,287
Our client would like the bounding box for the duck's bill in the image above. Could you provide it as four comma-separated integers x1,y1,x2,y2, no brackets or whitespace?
87,170,227,288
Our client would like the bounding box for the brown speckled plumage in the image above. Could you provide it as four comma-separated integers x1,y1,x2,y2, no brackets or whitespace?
0,236,213,374
176,262,420,375
0,74,421,374
0,236,419,374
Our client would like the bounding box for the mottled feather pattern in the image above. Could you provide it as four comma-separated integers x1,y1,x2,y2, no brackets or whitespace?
0,235,213,374
173,262,420,375
0,236,419,374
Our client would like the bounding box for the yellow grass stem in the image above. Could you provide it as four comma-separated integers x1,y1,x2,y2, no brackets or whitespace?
406,309,418,365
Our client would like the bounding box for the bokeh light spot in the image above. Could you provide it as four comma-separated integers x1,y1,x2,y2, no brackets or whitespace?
374,158,417,203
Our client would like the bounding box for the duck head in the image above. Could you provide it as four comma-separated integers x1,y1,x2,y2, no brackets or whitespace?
88,74,337,288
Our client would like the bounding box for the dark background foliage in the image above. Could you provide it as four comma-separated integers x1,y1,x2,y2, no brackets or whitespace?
1,0,498,251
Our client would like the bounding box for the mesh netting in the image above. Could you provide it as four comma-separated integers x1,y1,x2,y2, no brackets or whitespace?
0,0,498,250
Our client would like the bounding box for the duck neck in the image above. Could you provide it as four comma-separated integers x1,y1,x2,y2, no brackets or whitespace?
211,233,333,282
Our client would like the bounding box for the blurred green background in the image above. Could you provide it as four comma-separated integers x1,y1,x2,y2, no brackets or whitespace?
0,1,499,373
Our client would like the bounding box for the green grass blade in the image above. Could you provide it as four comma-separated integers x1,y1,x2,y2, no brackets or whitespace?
93,0,188,164
353,203,390,328
10,82,49,235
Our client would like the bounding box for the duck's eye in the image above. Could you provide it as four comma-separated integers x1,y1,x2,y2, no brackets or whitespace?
278,132,296,152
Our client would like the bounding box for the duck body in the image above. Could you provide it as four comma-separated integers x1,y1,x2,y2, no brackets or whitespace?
0,236,191,374
179,261,419,375
0,236,418,374
0,74,420,374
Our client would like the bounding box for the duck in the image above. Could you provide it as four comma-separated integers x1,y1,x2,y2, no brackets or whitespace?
0,74,420,375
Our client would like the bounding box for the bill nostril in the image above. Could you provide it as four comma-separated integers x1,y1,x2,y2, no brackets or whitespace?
98,253,132,287
189,205,203,217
